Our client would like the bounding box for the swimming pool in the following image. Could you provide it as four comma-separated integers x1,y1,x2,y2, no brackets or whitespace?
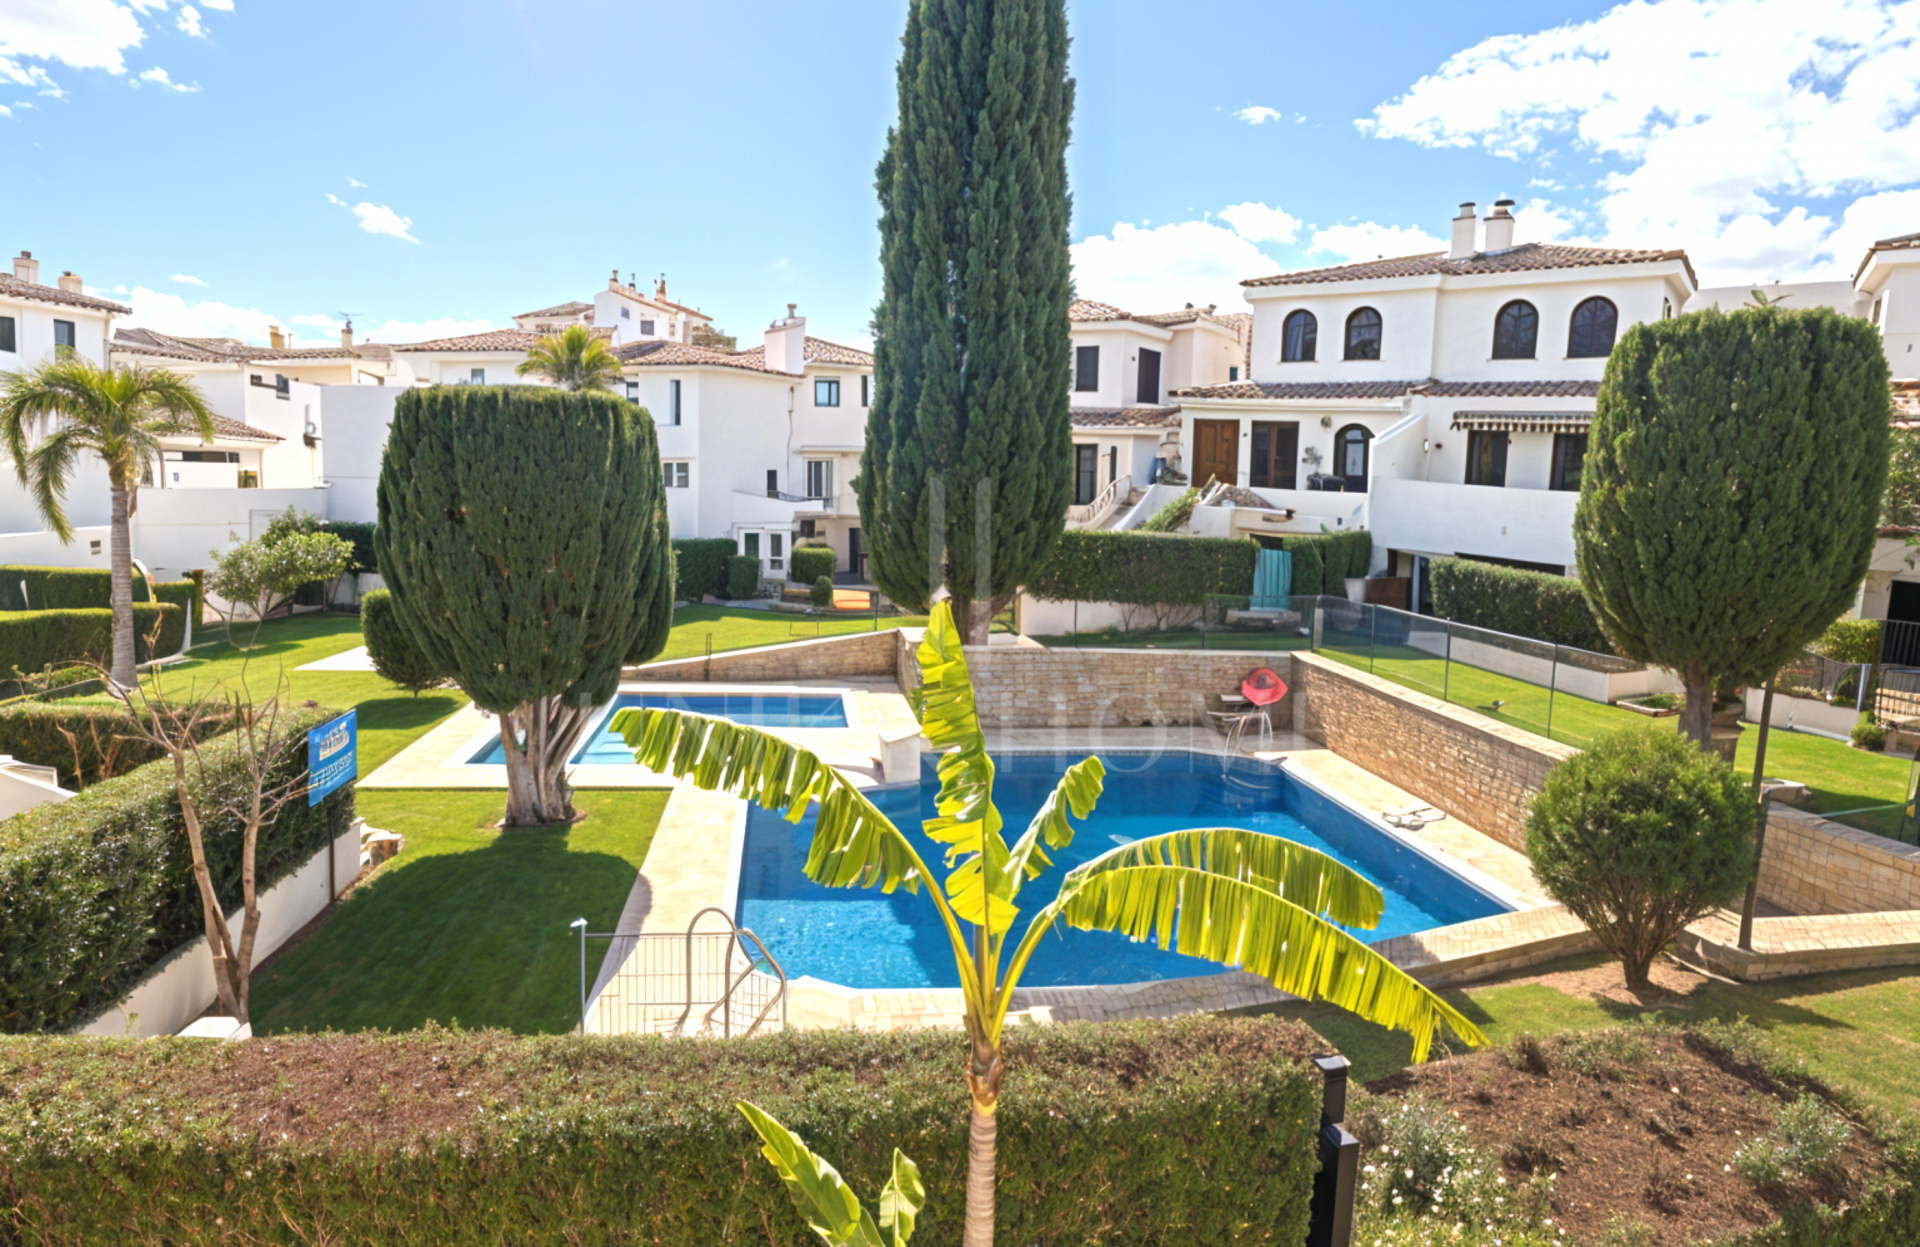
735,751,1512,990
467,691,852,766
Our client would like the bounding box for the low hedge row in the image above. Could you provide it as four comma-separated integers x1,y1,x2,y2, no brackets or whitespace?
1281,530,1372,597
0,603,184,677
790,543,836,584
0,700,242,788
0,565,195,615
359,588,446,694
726,553,762,599
0,703,354,1033
670,537,734,600
1812,618,1882,665
323,521,377,576
1025,529,1259,605
0,1016,1324,1244
1429,557,1612,652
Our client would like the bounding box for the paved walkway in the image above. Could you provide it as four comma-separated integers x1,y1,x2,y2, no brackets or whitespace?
297,645,375,672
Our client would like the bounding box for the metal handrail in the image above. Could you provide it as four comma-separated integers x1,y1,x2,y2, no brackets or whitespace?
686,906,788,1039
1067,472,1131,527
571,907,789,1038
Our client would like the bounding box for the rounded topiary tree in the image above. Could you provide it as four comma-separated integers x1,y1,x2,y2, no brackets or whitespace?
360,588,445,695
1525,728,1753,989
374,386,671,826
810,575,834,608
1576,305,1891,750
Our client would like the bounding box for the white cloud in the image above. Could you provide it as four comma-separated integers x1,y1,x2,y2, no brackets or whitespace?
365,317,496,344
1513,197,1588,244
290,313,339,331
1359,0,1920,284
1308,221,1448,262
126,1,170,12
0,102,9,117
346,175,365,188
121,288,287,346
200,0,234,10
134,65,195,91
169,273,206,286
1234,105,1282,125
175,6,203,38
327,194,418,242
1071,220,1274,313
0,1,146,80
1218,201,1301,244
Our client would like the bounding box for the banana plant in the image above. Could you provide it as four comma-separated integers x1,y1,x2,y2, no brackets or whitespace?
737,1101,923,1247
614,600,1486,1247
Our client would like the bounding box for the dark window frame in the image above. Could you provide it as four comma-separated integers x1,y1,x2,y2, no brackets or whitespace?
1074,344,1100,391
52,319,76,354
1333,423,1372,491
1550,432,1588,492
814,377,840,407
668,378,682,425
860,374,871,406
1136,347,1161,405
1249,420,1299,490
1465,430,1510,487
0,315,15,354
1568,297,1619,359
1073,443,1098,505
1492,300,1539,360
1281,309,1317,362
1343,307,1382,361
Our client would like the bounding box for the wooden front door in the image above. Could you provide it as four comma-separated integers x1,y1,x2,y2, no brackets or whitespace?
1191,419,1239,486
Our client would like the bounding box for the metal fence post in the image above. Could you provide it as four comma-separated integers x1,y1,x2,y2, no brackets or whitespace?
1546,644,1559,742
1367,602,1378,675
1442,623,1453,706
571,918,588,1035
1307,1054,1358,1247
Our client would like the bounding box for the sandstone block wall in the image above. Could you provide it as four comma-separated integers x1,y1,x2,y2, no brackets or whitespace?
961,645,1297,730
1756,805,1920,915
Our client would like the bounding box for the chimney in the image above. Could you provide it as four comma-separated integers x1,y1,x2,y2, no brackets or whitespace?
269,325,286,350
13,251,39,285
57,271,82,293
1483,199,1516,252
656,274,668,300
610,267,622,292
764,305,806,374
340,321,355,349
1449,203,1478,259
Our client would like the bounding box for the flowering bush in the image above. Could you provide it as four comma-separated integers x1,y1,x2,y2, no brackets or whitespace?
1350,1094,1564,1246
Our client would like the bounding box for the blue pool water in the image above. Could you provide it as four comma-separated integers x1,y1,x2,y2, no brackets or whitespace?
736,751,1510,989
468,692,849,765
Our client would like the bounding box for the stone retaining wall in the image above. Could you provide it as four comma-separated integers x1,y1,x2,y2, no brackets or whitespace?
1756,804,1920,914
625,628,900,683
1290,651,1572,853
960,645,1298,729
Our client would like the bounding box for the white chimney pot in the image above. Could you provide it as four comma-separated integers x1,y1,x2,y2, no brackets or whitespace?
1449,203,1478,260
1483,199,1516,252
57,271,82,294
13,251,40,285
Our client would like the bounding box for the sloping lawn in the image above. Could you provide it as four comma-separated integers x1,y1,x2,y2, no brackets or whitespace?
655,604,928,663
250,788,668,1035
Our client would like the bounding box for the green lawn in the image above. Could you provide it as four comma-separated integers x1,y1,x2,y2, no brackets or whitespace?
623,604,929,663
1266,951,1920,1120
250,788,668,1035
1030,627,1313,652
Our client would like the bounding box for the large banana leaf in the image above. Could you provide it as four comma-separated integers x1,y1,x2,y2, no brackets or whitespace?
1029,838,1486,1061
1069,827,1385,930
737,1100,921,1247
914,606,1012,932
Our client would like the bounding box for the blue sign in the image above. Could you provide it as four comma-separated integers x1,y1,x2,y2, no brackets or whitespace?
308,709,357,806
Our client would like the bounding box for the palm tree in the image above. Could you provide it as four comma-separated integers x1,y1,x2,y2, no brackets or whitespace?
514,324,625,391
0,358,215,690
617,602,1486,1247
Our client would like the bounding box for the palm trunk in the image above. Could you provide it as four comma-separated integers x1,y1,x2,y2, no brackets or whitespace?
108,476,136,691
963,1036,1003,1247
498,697,586,826
1679,664,1714,753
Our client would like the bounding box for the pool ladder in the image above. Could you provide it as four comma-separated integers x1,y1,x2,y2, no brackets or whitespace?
573,907,789,1038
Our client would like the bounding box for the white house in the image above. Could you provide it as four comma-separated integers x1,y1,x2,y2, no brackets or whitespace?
1170,200,1698,593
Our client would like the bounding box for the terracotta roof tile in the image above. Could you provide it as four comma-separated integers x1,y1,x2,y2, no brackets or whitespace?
1243,242,1695,289
1071,300,1250,333
0,274,132,315
801,336,874,366
1070,405,1182,429
393,327,612,352
159,413,283,443
113,328,375,363
1069,299,1133,322
1416,380,1601,398
1172,379,1422,401
514,300,593,320
615,340,800,376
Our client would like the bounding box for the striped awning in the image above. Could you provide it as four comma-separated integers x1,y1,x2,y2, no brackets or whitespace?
1448,411,1593,434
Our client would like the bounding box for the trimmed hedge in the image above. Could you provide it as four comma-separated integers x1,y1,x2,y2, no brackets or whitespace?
359,588,446,694
790,544,836,584
0,700,241,789
0,565,194,614
0,703,353,1033
324,521,377,576
726,553,762,600
1025,529,1258,605
670,538,735,600
0,603,184,677
1812,618,1881,665
1429,556,1612,653
0,1015,1323,1244
1282,530,1372,596
811,574,834,607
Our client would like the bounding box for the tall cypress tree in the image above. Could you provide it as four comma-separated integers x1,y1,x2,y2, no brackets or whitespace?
375,386,672,826
858,0,1075,644
1577,306,1891,749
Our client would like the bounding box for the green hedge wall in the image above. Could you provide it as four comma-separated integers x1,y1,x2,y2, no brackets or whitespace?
790,544,836,584
1812,618,1881,665
670,538,735,600
0,566,194,614
359,588,446,694
0,1016,1322,1245
726,554,762,600
0,703,353,1034
1429,557,1611,652
0,604,184,677
1279,531,1372,597
1025,530,1259,605
0,700,242,789
323,521,377,576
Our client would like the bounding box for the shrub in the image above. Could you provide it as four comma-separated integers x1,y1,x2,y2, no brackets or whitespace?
0,703,353,1033
359,589,446,695
0,1016,1322,1245
0,604,183,676
0,565,196,615
726,554,762,600
671,538,735,600
1813,618,1882,665
0,700,240,788
1289,538,1326,596
790,544,836,584
1429,556,1610,651
1525,728,1754,988
810,575,834,608
1024,529,1258,605
1284,531,1371,596
323,520,378,577
1852,713,1887,751
1138,484,1201,532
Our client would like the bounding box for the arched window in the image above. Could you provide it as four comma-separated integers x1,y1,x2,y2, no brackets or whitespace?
1568,297,1619,358
1282,309,1317,362
1334,424,1372,492
1492,300,1539,360
1344,307,1382,361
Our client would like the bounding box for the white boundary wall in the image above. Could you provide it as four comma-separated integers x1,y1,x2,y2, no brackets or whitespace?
75,826,360,1038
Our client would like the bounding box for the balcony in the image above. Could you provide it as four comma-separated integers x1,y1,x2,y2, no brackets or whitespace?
1369,477,1579,568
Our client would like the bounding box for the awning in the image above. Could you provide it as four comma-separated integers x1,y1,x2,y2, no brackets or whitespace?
1448,411,1593,434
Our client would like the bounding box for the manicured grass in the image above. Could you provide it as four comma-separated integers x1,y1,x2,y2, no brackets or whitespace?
250,788,669,1035
1269,952,1920,1120
1030,628,1312,652
641,604,930,663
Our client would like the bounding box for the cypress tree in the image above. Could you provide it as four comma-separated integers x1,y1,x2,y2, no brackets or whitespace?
857,0,1075,644
1576,306,1891,749
374,386,671,825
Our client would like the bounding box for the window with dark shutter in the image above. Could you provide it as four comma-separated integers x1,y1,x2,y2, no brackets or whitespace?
1550,433,1588,491
1568,297,1618,358
1343,308,1381,360
1492,301,1538,359
53,320,75,353
1466,431,1509,487
1074,345,1099,391
669,379,682,425
0,316,14,353
1073,444,1098,505
1282,310,1316,362
861,374,871,406
1137,349,1161,404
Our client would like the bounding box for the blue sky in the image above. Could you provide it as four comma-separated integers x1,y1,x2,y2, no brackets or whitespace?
5,0,1919,350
